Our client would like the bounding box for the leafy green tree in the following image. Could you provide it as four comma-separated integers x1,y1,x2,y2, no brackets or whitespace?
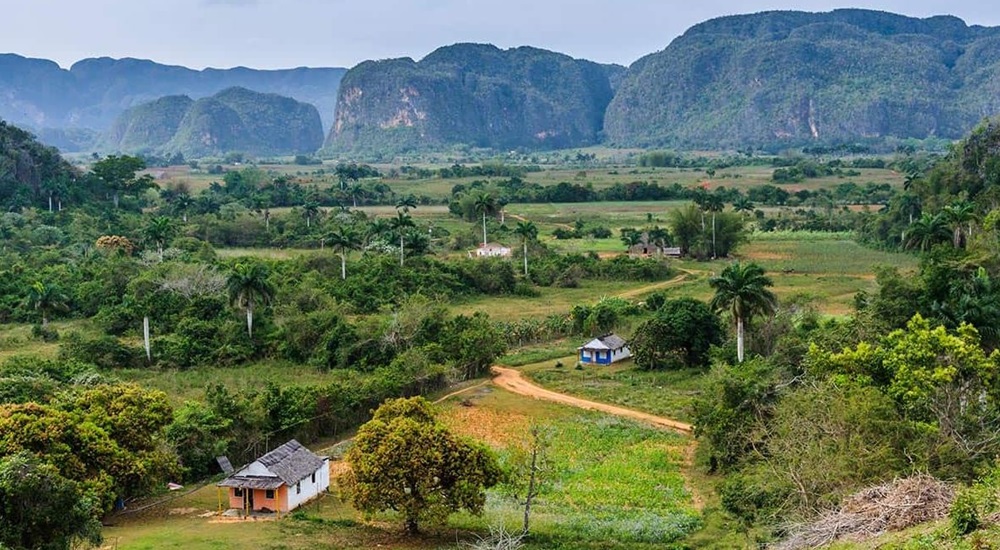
328,226,360,280
709,262,777,363
474,193,497,246
941,201,976,249
513,221,538,276
226,261,275,338
344,397,503,534
630,298,723,369
25,281,69,327
0,453,102,550
90,155,154,209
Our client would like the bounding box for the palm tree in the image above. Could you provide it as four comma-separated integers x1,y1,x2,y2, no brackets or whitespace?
905,213,951,252
647,226,671,256
704,195,726,258
709,262,777,363
144,216,175,259
395,195,418,213
513,221,538,276
302,200,320,229
474,193,497,247
349,183,367,208
26,281,69,328
390,212,415,266
366,219,391,246
621,229,643,256
328,226,359,280
227,262,276,339
732,197,755,218
174,193,194,222
942,201,976,249
903,170,922,192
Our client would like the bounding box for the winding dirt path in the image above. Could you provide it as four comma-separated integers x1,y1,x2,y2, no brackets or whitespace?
490,366,693,434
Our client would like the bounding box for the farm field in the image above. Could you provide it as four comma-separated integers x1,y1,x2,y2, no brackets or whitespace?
102,386,705,550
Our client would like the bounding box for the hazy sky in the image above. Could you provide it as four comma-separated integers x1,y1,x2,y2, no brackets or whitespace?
5,0,1000,70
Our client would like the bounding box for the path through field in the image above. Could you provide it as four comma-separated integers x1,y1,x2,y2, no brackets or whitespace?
490,366,692,433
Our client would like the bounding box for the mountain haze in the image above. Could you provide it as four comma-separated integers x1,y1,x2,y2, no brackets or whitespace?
604,9,1000,149
325,44,621,154
102,87,324,158
0,54,345,148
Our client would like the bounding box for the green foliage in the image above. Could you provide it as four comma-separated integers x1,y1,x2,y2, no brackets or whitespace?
630,298,723,369
0,452,102,550
343,397,504,533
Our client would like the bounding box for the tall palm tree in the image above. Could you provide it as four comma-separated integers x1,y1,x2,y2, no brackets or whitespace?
26,281,69,328
227,262,276,339
302,200,320,229
709,262,777,363
474,193,497,247
942,201,976,249
395,195,418,213
390,212,415,266
732,197,755,218
621,229,643,256
647,226,671,256
905,213,951,252
174,193,194,222
144,216,175,259
704,195,726,259
513,221,538,276
328,226,359,280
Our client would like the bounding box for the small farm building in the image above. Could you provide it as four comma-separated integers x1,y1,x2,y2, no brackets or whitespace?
578,334,632,365
471,243,512,258
218,439,329,514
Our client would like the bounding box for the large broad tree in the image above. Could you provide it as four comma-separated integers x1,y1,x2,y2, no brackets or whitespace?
344,397,503,534
709,262,777,363
226,261,276,338
0,453,103,550
631,298,723,369
90,155,155,209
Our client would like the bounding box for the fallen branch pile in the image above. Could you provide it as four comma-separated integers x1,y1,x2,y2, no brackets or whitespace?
774,475,955,549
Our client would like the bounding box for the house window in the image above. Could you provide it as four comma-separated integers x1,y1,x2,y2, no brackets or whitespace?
234,488,243,497
311,472,316,484
265,489,275,499
296,482,301,494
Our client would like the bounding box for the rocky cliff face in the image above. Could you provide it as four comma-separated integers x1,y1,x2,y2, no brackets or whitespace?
102,87,324,158
603,9,1000,149
324,44,620,154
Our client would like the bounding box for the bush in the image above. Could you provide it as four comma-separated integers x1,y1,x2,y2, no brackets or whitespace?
30,324,59,342
59,333,144,369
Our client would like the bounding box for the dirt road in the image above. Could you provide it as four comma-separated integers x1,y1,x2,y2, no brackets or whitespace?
490,366,693,434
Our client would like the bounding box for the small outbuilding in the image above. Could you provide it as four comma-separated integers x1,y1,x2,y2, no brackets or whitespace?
218,439,329,515
578,333,632,365
471,243,513,258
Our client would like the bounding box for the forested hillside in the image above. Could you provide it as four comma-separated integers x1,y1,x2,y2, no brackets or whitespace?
605,9,1000,149
324,43,620,154
102,88,324,158
0,120,77,210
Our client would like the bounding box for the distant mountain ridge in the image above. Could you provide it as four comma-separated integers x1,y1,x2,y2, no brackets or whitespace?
604,9,1000,149
0,54,346,149
102,87,324,158
324,43,623,154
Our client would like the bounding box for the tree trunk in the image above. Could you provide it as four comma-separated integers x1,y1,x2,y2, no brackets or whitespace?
58,199,62,212
143,316,151,362
247,302,254,338
48,193,53,213
712,213,717,258
183,212,188,222
265,211,270,231
523,440,539,534
954,227,962,249
482,213,488,246
405,517,419,535
41,315,49,328
113,192,120,209
340,254,347,280
353,196,358,208
400,234,405,266
737,316,745,363
523,241,529,276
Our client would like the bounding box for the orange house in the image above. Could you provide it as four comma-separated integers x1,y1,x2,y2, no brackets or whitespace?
218,439,330,514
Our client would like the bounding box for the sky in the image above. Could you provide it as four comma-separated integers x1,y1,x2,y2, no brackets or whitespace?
4,0,1000,70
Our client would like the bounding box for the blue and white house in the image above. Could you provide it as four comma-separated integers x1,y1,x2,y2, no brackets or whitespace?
578,334,631,365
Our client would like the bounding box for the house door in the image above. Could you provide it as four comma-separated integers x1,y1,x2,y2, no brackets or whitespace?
247,489,255,511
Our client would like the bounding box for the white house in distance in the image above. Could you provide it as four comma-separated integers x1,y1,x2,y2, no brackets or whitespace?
470,243,512,258
578,333,632,365
218,439,330,515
